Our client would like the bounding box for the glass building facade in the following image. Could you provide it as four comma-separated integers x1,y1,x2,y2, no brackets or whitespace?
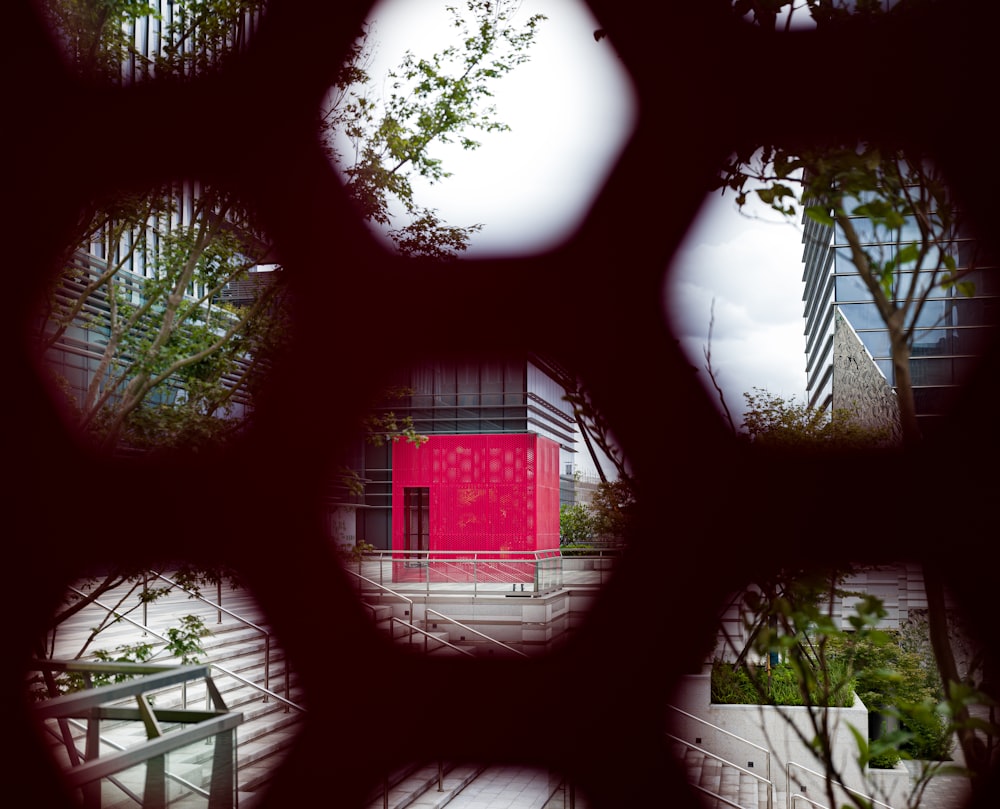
801,208,998,434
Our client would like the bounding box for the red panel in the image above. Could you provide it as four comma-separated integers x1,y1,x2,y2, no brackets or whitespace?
391,433,562,582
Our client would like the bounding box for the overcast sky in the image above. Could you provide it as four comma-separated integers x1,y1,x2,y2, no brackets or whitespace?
358,0,809,429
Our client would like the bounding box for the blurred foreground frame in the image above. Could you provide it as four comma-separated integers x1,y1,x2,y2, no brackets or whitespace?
7,2,1000,808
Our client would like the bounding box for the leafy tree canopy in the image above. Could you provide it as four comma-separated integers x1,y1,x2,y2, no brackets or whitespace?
741,387,893,449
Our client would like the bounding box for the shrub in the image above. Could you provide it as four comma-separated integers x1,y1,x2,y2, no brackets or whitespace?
711,660,856,707
900,702,955,760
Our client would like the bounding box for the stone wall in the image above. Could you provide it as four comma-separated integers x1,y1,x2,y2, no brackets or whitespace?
832,309,902,445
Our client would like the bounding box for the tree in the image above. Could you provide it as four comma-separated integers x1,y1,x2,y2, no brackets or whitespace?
720,143,976,450
721,564,999,808
324,0,546,259
722,569,955,809
559,502,595,546
37,0,545,454
741,387,894,449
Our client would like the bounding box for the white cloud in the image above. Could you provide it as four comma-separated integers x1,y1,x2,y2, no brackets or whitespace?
357,0,637,256
666,193,808,424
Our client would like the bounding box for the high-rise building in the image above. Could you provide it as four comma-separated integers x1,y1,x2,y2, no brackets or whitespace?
801,204,998,437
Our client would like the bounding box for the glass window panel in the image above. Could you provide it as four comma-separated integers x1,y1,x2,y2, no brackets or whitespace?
856,330,892,357
838,303,885,330
910,358,957,386
504,361,525,406
954,326,997,355
962,266,1000,296
834,273,871,302
836,215,880,245
913,386,959,416
899,215,920,244
481,361,504,406
457,364,479,407
911,329,952,356
435,362,456,407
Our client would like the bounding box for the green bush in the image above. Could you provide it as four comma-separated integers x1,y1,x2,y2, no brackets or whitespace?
900,703,954,760
869,749,902,769
711,660,855,707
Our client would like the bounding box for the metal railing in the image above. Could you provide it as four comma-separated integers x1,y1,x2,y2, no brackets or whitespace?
667,734,772,809
149,572,278,700
344,570,528,657
33,661,243,809
389,617,476,656
791,795,832,809
667,704,773,809
352,549,570,597
64,584,301,712
688,780,752,809
426,608,528,658
786,762,894,809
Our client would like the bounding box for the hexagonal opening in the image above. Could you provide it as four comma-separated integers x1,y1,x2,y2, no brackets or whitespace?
30,565,305,807
328,354,631,658
35,0,269,83
669,562,988,809
665,148,997,449
322,0,637,258
30,182,291,456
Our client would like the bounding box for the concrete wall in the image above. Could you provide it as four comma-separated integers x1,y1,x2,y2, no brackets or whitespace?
714,563,937,661
669,671,909,808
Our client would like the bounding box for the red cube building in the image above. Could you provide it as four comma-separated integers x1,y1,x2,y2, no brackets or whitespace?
391,433,561,585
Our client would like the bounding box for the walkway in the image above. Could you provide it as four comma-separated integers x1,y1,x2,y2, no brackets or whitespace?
441,766,568,809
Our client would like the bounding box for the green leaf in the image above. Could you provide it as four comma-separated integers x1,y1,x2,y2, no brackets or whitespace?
805,206,835,227
895,242,919,267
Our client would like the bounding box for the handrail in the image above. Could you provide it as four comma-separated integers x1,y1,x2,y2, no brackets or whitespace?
790,795,830,809
786,761,894,809
667,703,772,809
64,587,304,712
45,715,213,801
32,661,243,805
151,572,279,701
687,780,752,809
667,733,772,790
344,570,415,613
426,608,528,658
390,617,475,656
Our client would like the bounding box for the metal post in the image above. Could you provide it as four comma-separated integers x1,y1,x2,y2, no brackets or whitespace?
208,728,236,809
217,580,223,624
143,574,148,630
438,761,444,792
263,634,271,702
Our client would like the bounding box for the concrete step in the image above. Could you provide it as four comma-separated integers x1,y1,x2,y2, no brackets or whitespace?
366,762,488,809
674,743,763,809
42,580,306,803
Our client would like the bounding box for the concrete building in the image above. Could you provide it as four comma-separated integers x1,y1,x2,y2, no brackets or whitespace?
327,355,598,550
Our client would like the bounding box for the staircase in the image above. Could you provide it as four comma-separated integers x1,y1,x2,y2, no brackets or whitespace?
196,622,306,799
672,742,772,809
39,581,306,806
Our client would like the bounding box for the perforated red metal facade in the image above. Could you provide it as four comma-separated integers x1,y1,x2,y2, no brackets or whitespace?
391,434,560,582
